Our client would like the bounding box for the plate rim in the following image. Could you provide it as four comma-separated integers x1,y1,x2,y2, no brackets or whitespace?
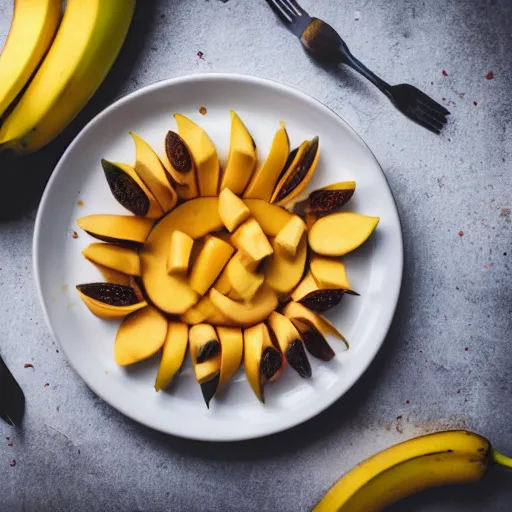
33,72,404,441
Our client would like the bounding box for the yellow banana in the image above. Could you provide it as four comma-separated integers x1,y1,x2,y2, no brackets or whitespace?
0,0,135,154
0,0,61,118
314,430,512,512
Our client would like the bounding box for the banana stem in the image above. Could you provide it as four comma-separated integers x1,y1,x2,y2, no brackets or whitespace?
492,449,512,469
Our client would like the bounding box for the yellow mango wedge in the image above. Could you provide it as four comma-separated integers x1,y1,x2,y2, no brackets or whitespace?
217,326,243,389
114,306,167,366
77,215,154,246
231,218,273,264
220,110,257,195
130,132,178,212
226,252,264,302
155,322,189,391
275,215,307,257
264,236,307,295
189,236,235,296
309,212,380,256
175,114,220,197
167,230,194,275
82,243,141,276
218,187,251,232
243,199,292,237
310,255,353,291
209,285,278,326
244,122,290,201
140,198,223,314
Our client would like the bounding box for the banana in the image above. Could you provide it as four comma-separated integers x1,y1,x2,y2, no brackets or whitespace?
0,0,61,118
314,430,512,512
0,0,135,154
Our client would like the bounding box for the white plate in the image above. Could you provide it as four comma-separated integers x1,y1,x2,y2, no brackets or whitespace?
33,74,403,441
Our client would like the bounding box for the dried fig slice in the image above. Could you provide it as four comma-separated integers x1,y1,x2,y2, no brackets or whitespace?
77,283,139,306
201,373,220,409
271,137,320,206
298,289,345,312
165,131,193,175
261,346,283,381
304,181,356,216
196,339,221,364
291,318,335,361
285,339,312,378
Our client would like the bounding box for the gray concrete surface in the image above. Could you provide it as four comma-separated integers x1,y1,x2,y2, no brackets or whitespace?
1,0,511,510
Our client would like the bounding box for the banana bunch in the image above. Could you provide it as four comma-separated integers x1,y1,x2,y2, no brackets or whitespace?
0,0,136,155
314,430,512,512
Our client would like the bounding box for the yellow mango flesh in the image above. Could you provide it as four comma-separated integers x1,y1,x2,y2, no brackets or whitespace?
140,198,223,314
167,230,194,275
77,215,154,245
175,114,220,197
82,243,141,276
226,252,264,302
275,215,307,257
209,285,278,326
190,324,221,383
130,132,177,212
77,288,146,319
218,187,251,232
231,218,273,264
189,236,234,295
309,212,380,256
155,322,189,391
220,111,257,195
267,311,302,354
290,270,320,302
310,255,352,291
217,326,243,389
114,306,167,366
243,323,273,402
264,236,307,294
243,199,292,237
244,122,289,201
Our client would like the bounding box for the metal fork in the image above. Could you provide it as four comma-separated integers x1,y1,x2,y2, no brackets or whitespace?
265,0,450,134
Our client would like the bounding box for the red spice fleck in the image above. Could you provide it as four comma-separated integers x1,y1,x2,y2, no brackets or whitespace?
24,363,34,369
430,81,434,85
485,71,494,80
442,97,447,102
473,101,478,106
458,231,464,237
7,442,13,447
442,69,448,76
72,231,79,239
197,51,204,59
77,200,84,207
199,106,207,116
484,263,493,269
457,389,461,394
405,400,410,404
464,347,469,352
9,460,16,467
500,207,511,217
44,383,49,388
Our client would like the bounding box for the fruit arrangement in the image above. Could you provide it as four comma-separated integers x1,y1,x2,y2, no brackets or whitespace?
0,0,135,155
75,110,379,406
314,430,512,512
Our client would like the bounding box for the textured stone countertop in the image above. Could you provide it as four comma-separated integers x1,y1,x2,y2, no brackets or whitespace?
0,1,511,511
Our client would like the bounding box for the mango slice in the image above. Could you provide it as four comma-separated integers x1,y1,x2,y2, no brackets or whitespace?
76,283,147,319
114,306,167,366
82,243,141,276
102,160,164,219
244,122,290,201
220,111,257,195
308,212,380,256
189,236,234,295
290,318,335,361
182,296,238,326
209,285,278,326
77,215,154,247
218,187,251,232
282,301,347,343
140,198,223,314
226,252,264,302
130,132,178,212
310,255,353,292
264,236,307,295
267,312,311,378
167,230,194,275
217,326,243,389
162,130,199,198
291,271,345,312
244,323,282,402
174,114,220,197
155,322,189,391
275,215,307,257
271,137,320,206
231,218,273,265
243,199,292,237
94,263,132,286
